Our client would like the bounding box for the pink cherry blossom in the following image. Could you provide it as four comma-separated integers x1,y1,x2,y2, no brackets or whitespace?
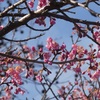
31,46,36,52
27,52,34,59
36,75,43,82
73,67,81,73
60,43,66,50
35,17,46,26
0,0,4,2
57,86,65,96
28,1,34,8
46,37,53,43
91,70,100,81
23,45,31,52
6,68,23,85
50,18,56,25
97,51,100,58
58,53,66,61
68,49,76,60
37,0,49,9
43,52,51,62
15,88,25,95
0,25,4,30
46,37,59,50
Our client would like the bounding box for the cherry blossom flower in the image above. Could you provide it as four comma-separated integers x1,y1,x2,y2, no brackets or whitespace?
47,37,53,42
36,75,43,82
28,0,34,8
23,45,31,52
73,67,81,73
97,51,100,58
50,18,56,25
91,70,100,81
43,52,51,62
6,68,23,85
35,17,46,26
0,0,4,2
27,52,34,59
31,46,36,52
57,86,65,96
58,53,66,61
15,66,23,74
15,88,25,95
68,49,76,60
60,43,66,50
46,37,59,50
0,25,4,30
37,0,49,9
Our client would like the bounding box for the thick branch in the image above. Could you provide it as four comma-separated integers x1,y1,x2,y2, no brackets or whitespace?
0,0,25,17
0,52,89,64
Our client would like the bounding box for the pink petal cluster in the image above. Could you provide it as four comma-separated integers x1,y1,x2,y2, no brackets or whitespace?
36,74,43,82
91,70,100,81
43,52,51,63
0,96,12,100
37,0,49,9
73,67,81,73
97,50,100,58
0,25,4,30
50,18,56,25
93,31,100,43
35,17,46,26
31,46,36,52
6,68,23,85
0,0,4,2
68,44,77,59
77,45,85,58
27,52,34,59
58,53,66,61
26,68,34,78
58,86,65,95
28,0,34,8
68,44,85,59
46,37,59,51
23,45,31,52
60,43,66,50
15,88,25,95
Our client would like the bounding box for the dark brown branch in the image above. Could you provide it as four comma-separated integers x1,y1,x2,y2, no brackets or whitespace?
69,0,100,17
0,52,89,64
46,12,100,26
26,23,53,31
0,0,25,17
0,2,66,37
2,33,45,42
0,13,26,17
0,1,100,38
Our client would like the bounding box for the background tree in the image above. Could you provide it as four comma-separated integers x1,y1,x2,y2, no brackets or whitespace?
0,0,100,100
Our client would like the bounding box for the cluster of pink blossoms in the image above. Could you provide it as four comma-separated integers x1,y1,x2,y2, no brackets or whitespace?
93,31,100,44
0,0,4,2
37,0,49,9
28,0,55,26
43,52,51,63
35,17,46,26
6,67,23,85
0,25,4,30
28,0,49,9
68,44,86,60
90,70,100,81
35,17,56,26
23,45,36,60
46,37,60,51
28,0,34,8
